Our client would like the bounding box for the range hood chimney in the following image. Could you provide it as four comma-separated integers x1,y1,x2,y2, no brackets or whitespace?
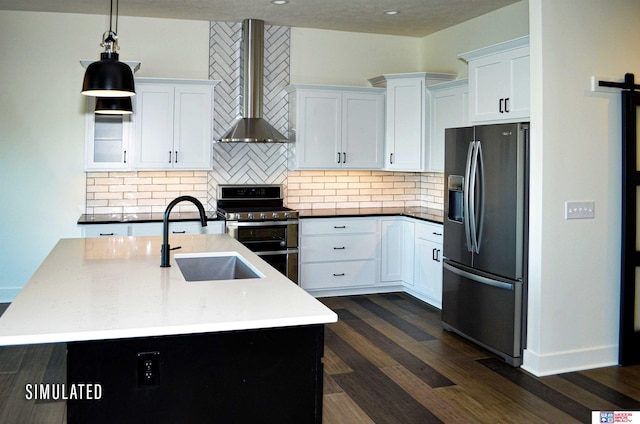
219,19,289,143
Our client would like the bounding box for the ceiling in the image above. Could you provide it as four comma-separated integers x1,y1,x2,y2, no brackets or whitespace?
0,0,520,37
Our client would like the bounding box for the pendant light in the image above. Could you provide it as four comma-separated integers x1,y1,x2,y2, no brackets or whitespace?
95,97,133,114
82,0,135,97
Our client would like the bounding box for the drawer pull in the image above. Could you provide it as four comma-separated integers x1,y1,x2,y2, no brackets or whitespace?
172,230,186,234
333,226,346,229
333,247,346,250
433,232,442,236
333,273,345,277
99,233,114,236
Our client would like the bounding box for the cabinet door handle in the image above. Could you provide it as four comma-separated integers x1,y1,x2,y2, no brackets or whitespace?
333,273,345,277
499,98,504,113
342,152,346,163
175,151,178,163
333,246,346,250
99,233,114,236
504,98,510,113
390,153,394,164
169,151,172,163
337,152,341,164
123,150,127,164
432,248,441,262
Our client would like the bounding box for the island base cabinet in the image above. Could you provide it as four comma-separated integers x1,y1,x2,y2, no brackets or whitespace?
67,325,325,424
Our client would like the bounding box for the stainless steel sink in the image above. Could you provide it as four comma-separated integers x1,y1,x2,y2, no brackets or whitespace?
175,252,264,281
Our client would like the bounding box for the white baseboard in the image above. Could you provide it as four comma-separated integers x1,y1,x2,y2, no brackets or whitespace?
521,344,618,377
305,284,404,298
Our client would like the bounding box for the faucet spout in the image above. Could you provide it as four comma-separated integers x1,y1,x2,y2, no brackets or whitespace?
161,196,208,267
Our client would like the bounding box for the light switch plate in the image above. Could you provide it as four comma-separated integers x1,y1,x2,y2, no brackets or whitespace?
565,201,595,219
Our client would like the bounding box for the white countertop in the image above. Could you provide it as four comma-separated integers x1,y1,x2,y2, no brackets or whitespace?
0,234,337,346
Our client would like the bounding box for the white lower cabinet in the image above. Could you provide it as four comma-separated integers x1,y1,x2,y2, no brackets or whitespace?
410,221,444,308
301,261,378,290
380,218,414,284
129,221,225,236
80,221,224,238
81,224,130,238
299,216,443,306
299,218,380,293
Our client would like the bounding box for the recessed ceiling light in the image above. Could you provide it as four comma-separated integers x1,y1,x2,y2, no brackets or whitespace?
272,0,288,4
383,9,400,15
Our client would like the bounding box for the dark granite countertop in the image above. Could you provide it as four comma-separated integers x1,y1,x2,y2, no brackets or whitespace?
78,211,221,225
297,207,444,224
79,208,443,225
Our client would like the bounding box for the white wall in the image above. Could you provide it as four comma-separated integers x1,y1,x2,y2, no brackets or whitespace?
0,11,209,302
419,0,529,76
524,0,640,376
290,27,420,86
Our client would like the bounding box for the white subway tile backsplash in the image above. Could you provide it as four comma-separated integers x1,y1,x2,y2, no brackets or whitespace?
84,171,210,215
84,169,445,214
284,170,444,211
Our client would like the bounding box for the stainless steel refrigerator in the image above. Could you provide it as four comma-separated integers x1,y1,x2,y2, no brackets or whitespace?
442,123,529,366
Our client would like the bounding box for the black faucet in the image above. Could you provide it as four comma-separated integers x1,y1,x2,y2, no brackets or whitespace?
161,196,208,267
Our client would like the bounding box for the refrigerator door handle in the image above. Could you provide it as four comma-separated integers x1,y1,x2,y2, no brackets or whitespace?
463,141,475,252
469,140,481,253
444,261,514,291
475,140,485,253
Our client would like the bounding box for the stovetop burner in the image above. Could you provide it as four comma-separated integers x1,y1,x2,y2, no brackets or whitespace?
216,185,298,221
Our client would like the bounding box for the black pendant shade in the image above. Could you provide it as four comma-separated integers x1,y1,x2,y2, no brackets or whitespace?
81,0,135,97
82,51,135,97
95,96,133,114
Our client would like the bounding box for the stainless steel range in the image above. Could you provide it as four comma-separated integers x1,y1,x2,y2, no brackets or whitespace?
217,185,298,284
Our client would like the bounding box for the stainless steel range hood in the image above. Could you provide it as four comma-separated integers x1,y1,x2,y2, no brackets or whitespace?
219,19,289,143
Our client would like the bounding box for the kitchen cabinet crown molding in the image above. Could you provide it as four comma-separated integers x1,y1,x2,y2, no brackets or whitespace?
427,78,469,92
458,35,530,63
136,77,220,87
285,83,384,94
368,72,458,88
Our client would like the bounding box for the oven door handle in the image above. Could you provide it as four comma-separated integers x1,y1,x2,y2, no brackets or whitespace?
253,249,299,256
225,220,299,227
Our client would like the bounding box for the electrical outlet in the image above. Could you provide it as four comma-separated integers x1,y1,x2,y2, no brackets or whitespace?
565,201,595,219
137,351,160,386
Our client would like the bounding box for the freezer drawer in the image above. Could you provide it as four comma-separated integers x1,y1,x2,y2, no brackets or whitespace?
441,260,523,365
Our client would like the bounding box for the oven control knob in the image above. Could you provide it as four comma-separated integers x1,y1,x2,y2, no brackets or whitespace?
280,240,286,247
247,213,254,220
284,212,291,219
259,213,267,220
272,212,280,219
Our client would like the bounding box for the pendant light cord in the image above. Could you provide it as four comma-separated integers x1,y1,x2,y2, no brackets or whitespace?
108,0,113,35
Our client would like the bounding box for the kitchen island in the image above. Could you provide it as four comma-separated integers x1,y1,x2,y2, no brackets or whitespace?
0,234,337,423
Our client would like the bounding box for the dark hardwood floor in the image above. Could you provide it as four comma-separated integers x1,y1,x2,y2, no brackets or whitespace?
1,295,639,423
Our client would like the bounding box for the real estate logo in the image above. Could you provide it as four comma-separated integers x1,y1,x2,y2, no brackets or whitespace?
594,411,639,423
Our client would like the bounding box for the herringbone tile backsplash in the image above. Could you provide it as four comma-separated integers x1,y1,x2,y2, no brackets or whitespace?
84,21,445,214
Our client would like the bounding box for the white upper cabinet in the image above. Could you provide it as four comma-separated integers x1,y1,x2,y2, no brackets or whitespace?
427,79,469,172
286,85,385,170
134,78,217,170
370,72,456,172
84,97,134,171
460,36,530,124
